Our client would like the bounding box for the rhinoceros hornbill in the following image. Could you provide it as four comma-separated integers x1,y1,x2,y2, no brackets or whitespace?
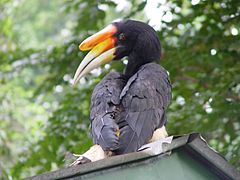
71,20,171,165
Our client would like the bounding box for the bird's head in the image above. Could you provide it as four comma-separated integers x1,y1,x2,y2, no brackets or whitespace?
73,20,161,85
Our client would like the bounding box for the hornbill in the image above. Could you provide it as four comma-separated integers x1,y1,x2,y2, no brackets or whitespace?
71,20,171,165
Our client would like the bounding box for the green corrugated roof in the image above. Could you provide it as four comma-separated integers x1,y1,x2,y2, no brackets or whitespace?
26,133,240,180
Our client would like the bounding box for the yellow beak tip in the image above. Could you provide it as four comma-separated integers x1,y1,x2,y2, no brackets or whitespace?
79,43,87,51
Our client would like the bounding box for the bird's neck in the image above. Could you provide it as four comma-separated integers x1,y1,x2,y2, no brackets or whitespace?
124,54,142,78
124,63,138,78
124,52,158,78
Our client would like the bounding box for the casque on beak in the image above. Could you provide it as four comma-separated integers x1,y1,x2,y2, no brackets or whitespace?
73,24,118,85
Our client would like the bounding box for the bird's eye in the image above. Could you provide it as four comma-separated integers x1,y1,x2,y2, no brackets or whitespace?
119,33,126,41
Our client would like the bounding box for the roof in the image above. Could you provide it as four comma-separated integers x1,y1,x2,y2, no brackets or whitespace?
26,133,240,180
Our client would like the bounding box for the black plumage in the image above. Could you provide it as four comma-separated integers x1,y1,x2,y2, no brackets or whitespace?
89,20,172,154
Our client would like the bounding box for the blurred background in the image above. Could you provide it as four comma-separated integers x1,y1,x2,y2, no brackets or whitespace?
0,0,239,178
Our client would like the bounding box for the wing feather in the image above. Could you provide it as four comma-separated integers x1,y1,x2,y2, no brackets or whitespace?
115,63,171,154
90,72,126,151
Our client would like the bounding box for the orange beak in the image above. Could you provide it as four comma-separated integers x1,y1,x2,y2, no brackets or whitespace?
73,25,118,85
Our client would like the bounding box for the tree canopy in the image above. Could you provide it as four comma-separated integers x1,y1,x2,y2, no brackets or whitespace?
0,0,239,179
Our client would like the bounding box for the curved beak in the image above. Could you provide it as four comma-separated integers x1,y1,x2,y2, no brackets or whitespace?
73,24,117,85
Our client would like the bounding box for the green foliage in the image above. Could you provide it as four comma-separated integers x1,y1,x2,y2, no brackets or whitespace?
0,0,239,179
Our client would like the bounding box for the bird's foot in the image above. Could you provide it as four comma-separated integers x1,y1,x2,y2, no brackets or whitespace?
69,145,107,166
69,154,91,166
138,135,173,155
137,126,172,155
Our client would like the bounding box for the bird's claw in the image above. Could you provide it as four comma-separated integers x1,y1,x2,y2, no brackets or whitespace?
69,155,91,166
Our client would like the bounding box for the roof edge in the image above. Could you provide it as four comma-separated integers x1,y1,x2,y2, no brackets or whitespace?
26,133,240,180
185,134,240,179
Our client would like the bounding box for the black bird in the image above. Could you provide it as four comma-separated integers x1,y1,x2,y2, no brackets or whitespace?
72,20,171,164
